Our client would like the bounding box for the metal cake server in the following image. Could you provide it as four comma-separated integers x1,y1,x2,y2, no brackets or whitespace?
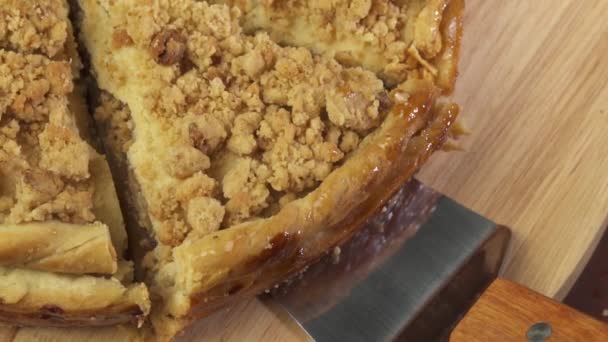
271,179,510,341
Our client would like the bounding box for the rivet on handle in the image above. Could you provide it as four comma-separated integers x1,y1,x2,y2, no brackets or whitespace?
527,322,552,342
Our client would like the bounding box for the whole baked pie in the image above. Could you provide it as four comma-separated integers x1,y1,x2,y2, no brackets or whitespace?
1,0,463,339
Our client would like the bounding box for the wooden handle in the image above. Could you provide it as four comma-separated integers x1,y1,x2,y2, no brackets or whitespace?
450,278,608,341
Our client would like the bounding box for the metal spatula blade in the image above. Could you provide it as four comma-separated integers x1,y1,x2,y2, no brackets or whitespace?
271,180,510,342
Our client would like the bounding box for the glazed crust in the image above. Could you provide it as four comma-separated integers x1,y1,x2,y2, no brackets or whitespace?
271,179,441,321
0,221,117,275
157,81,459,336
434,0,465,94
0,267,150,327
0,301,144,328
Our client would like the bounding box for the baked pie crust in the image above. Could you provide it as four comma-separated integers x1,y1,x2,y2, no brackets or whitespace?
1,0,463,338
0,0,150,327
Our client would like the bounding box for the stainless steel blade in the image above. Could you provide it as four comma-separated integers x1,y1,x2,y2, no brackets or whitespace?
271,180,510,342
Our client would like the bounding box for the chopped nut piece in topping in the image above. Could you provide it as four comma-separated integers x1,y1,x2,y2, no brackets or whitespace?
112,29,134,49
150,29,187,66
188,115,227,155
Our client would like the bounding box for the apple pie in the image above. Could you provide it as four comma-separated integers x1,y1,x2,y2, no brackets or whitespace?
0,0,149,326
1,0,463,339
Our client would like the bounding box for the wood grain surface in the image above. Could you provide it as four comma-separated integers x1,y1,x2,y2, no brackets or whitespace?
450,278,608,341
5,0,608,341
418,0,608,300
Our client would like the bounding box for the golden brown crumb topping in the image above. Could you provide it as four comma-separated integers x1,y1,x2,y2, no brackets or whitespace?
94,92,134,156
0,49,94,225
88,0,390,246
0,51,72,122
8,169,95,224
217,0,446,85
0,0,70,58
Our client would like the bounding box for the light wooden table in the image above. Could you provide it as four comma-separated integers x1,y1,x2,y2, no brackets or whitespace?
419,0,608,301
4,0,608,340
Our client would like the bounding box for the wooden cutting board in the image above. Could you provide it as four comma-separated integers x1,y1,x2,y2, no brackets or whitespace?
418,0,608,300
4,0,608,340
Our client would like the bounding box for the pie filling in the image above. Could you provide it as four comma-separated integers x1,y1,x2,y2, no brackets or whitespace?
1,0,461,336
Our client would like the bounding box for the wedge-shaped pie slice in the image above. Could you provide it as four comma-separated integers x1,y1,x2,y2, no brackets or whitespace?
0,0,149,327
216,0,464,90
77,0,460,338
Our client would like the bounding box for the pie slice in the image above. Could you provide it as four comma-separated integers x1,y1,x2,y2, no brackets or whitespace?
77,0,460,338
215,0,464,90
0,1,150,327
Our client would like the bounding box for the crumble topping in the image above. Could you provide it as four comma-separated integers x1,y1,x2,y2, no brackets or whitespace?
39,123,91,180
0,0,70,58
217,0,447,85
89,0,390,246
8,169,95,224
0,49,94,225
0,51,72,123
93,91,134,156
